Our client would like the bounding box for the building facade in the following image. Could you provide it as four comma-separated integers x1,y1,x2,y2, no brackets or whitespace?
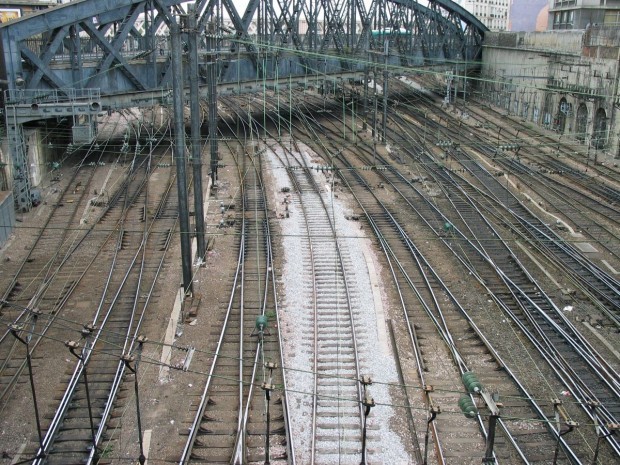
481,26,620,157
549,0,620,29
457,0,512,31
0,0,55,23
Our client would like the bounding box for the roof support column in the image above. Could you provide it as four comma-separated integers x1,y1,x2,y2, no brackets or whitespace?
187,5,206,263
171,16,193,295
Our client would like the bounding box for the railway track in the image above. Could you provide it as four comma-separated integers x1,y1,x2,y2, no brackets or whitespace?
393,77,620,193
2,78,619,464
265,82,620,462
382,89,620,328
461,95,620,190
291,98,585,463
389,78,620,210
179,126,290,464
496,157,620,261
0,138,177,464
217,93,411,463
278,145,366,464
451,148,620,327
0,114,146,406
381,101,620,457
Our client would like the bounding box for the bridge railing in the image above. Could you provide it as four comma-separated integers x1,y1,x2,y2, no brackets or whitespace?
5,88,101,105
22,36,171,63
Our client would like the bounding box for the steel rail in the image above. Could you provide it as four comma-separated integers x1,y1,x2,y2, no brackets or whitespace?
85,140,178,464
32,142,167,463
178,128,248,464
460,99,620,201
280,87,580,460
293,95,498,462
284,106,366,463
418,156,620,390
0,158,99,345
33,181,150,463
392,96,620,324
0,136,168,406
180,113,282,463
231,149,270,464
409,106,620,325
279,86,586,462
353,149,582,464
455,185,620,384
382,109,616,456
388,104,620,373
334,147,529,464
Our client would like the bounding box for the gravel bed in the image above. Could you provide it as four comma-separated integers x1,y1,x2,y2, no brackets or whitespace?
264,142,411,463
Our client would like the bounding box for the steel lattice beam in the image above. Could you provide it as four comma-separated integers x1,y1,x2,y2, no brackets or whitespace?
0,0,486,212
0,0,486,97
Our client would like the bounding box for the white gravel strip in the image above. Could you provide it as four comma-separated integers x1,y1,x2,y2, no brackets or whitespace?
264,142,410,464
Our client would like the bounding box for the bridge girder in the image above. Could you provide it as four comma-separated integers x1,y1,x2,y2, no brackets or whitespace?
0,0,487,99
0,0,486,212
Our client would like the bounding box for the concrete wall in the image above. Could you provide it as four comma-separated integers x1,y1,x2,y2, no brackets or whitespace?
481,28,620,158
0,190,15,247
25,127,45,187
1,127,54,194
482,30,584,53
0,140,8,191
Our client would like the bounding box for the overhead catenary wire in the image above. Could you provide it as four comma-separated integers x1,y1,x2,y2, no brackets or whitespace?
2,70,616,462
5,321,611,423
3,300,618,413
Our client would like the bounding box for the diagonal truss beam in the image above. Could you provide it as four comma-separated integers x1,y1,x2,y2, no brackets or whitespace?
82,7,147,89
20,46,70,91
26,26,71,90
0,0,487,97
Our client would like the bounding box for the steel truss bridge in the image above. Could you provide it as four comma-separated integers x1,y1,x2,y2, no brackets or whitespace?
0,0,486,211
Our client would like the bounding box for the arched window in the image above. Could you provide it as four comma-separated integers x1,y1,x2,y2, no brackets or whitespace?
592,108,607,150
543,94,553,126
576,103,587,142
555,97,570,133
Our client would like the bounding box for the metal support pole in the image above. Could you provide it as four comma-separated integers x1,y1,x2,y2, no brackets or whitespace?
70,25,83,90
262,362,277,465
373,72,378,140
122,335,148,465
264,386,271,465
171,17,193,295
463,68,466,105
10,320,45,459
363,63,368,130
66,339,99,461
6,115,32,212
453,70,457,105
382,40,388,143
483,414,498,464
359,376,375,465
187,5,206,262
423,408,438,465
207,32,219,184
